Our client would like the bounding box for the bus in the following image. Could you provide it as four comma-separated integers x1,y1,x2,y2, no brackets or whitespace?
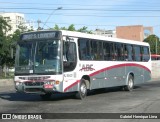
151,54,160,60
14,30,151,100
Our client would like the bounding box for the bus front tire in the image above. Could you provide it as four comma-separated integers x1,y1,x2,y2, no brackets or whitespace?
75,79,87,99
124,75,134,91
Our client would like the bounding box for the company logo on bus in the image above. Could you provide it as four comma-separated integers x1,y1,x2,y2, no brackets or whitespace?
79,64,95,71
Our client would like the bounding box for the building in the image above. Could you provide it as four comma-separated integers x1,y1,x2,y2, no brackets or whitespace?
93,29,116,37
116,25,153,41
0,12,35,35
0,12,25,34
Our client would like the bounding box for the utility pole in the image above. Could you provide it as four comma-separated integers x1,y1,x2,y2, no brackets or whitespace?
37,19,41,30
42,7,62,29
156,37,157,55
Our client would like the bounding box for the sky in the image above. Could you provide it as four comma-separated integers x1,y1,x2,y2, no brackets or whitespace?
0,0,160,36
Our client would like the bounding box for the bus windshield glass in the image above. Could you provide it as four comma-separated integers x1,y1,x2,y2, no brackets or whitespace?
15,39,62,75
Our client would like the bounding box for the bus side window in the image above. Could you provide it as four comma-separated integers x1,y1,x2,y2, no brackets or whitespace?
90,40,103,60
78,38,92,60
124,44,128,61
103,42,111,60
127,44,133,61
110,43,115,61
116,43,124,61
63,42,77,72
140,46,143,61
142,47,150,61
134,46,141,61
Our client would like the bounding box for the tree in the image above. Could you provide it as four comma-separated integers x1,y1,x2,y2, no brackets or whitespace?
53,24,60,30
0,17,12,77
77,26,92,34
144,35,160,54
53,24,92,33
0,17,12,65
67,24,75,31
0,17,33,77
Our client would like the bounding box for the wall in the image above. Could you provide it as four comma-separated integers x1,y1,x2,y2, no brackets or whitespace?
116,25,144,41
152,61,160,80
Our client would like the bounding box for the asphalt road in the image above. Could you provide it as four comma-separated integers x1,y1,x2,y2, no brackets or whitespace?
0,80,160,122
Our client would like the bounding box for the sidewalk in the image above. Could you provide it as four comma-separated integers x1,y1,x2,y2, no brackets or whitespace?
0,79,14,86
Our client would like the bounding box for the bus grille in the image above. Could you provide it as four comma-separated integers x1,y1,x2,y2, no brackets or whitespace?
25,88,44,93
19,76,50,80
24,82,44,86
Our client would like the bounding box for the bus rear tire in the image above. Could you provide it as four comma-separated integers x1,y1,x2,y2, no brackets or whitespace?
124,75,134,91
75,79,87,100
40,93,52,100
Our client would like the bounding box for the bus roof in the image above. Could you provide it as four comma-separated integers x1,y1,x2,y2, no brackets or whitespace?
61,30,149,46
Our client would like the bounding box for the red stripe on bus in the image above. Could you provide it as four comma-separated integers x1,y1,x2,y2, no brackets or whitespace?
64,63,151,92
64,80,80,92
90,63,151,77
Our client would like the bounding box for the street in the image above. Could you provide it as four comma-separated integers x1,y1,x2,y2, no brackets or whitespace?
0,80,160,122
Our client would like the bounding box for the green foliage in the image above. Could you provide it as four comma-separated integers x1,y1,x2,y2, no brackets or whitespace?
53,24,92,34
144,35,160,54
0,17,12,67
77,26,92,34
0,17,33,68
68,24,75,31
53,24,60,30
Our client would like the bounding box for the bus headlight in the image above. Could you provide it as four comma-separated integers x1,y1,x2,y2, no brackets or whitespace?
15,81,22,86
16,82,20,86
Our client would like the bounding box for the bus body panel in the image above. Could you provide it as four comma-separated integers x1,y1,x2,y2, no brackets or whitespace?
63,61,151,92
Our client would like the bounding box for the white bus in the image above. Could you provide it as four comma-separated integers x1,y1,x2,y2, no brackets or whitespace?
14,30,151,100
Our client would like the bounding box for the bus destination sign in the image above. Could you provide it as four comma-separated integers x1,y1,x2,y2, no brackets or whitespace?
21,31,60,40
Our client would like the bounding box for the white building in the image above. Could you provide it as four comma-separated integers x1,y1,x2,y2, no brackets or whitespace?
0,12,35,34
93,29,116,37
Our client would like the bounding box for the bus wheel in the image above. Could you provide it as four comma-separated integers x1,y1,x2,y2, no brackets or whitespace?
75,79,87,99
124,75,134,91
40,93,52,100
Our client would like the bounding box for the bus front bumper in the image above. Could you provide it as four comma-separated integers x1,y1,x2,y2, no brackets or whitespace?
14,81,59,94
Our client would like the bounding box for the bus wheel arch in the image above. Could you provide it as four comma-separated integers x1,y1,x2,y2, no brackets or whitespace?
124,73,134,91
75,78,88,99
82,75,90,89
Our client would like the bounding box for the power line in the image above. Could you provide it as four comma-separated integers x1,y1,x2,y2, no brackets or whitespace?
1,7,160,11
42,7,62,28
0,1,160,7
1,11,160,18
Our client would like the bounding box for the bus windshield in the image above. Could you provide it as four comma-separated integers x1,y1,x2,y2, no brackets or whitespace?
15,39,62,75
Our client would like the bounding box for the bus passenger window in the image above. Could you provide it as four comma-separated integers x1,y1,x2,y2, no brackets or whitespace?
124,45,128,61
90,40,103,60
78,38,91,60
103,42,111,60
127,45,133,61
134,46,141,61
115,43,124,61
142,47,150,61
